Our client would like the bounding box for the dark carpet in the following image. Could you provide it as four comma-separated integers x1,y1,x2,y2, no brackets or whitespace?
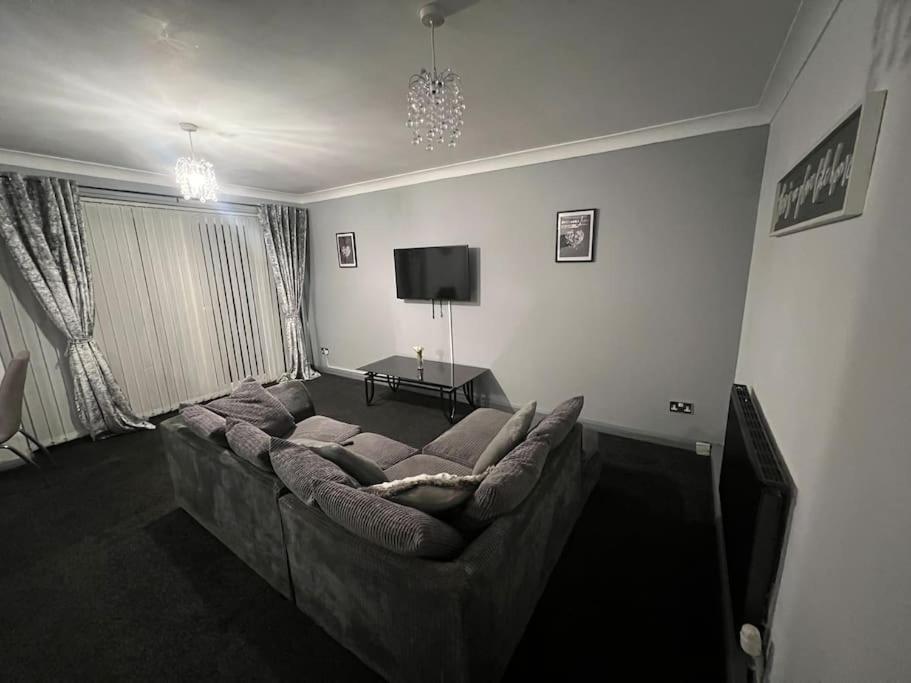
0,374,723,681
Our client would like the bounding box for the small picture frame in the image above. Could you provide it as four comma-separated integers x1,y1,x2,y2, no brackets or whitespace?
336,232,357,268
555,209,596,262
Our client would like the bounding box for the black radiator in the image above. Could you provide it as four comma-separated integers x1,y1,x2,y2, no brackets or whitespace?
719,384,795,678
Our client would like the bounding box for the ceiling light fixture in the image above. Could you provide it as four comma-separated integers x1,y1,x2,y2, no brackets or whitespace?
175,122,219,202
406,3,465,151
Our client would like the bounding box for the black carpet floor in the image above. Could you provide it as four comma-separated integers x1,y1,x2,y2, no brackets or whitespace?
0,374,723,681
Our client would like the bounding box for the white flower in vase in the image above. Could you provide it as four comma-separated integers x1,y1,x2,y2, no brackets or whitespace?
413,345,424,367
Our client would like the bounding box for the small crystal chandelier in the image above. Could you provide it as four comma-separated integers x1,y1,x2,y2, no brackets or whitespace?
175,122,219,203
406,3,465,151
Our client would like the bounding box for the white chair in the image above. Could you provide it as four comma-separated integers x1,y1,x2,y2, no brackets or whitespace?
0,351,52,470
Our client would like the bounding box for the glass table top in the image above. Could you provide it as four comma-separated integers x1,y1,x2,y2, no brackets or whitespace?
357,355,488,389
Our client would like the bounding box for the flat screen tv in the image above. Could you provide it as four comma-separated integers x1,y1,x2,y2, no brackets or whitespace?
394,245,470,301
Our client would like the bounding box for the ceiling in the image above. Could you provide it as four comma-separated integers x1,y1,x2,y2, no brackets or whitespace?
0,0,801,196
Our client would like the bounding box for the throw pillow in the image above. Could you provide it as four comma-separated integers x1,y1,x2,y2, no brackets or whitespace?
270,437,357,505
362,470,490,514
527,396,584,448
472,400,537,474
305,441,388,486
462,437,550,525
180,404,227,443
314,481,465,559
207,377,295,437
224,418,272,472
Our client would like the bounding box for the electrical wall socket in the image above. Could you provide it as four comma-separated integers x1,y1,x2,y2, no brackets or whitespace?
669,401,694,414
696,441,712,457
320,347,330,356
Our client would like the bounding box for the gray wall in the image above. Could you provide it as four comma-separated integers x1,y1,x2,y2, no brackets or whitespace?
735,1,911,680
308,126,767,445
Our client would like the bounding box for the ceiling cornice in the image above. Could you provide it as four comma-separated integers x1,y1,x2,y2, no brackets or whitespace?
295,0,842,205
0,1,840,207
0,147,303,205
297,106,767,204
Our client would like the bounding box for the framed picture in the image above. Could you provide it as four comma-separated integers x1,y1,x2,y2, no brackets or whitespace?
336,232,357,268
770,90,886,236
555,209,596,262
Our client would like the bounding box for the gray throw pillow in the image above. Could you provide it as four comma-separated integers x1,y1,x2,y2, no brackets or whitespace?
306,441,388,486
472,400,537,474
314,480,465,558
527,396,584,448
461,437,550,525
362,471,489,514
224,418,272,472
270,437,357,505
207,377,295,437
180,404,227,443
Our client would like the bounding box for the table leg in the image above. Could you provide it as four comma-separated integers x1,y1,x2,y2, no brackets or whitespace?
365,372,375,405
447,389,458,423
462,380,477,409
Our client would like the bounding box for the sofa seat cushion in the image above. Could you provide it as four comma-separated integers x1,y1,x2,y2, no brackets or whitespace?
472,401,537,474
346,433,417,469
385,454,471,480
421,408,512,468
270,438,357,505
362,471,488,514
207,377,296,437
313,480,464,558
460,437,551,526
528,396,584,448
290,415,361,444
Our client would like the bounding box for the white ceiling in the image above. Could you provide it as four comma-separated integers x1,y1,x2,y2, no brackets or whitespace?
0,0,801,196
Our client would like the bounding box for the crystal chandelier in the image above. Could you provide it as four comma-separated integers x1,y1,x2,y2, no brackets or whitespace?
406,3,465,150
175,122,219,203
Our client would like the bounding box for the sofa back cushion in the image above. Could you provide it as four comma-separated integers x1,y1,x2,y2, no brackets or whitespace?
266,379,316,422
421,408,512,468
472,401,537,474
460,437,551,526
270,438,357,505
207,377,295,437
527,396,584,448
224,418,272,472
314,480,464,559
180,404,227,443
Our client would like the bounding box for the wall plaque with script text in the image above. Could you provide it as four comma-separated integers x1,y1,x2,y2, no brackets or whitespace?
771,90,886,236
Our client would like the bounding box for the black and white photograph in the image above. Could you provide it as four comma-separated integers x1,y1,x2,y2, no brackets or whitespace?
336,232,357,268
555,209,596,262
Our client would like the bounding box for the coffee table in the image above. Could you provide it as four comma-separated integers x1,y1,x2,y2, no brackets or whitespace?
357,355,489,423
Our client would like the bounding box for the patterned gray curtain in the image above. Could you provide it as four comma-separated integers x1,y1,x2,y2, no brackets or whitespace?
258,204,320,381
0,173,153,439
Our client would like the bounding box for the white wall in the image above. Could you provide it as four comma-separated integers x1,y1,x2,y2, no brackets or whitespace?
735,1,911,679
308,127,767,446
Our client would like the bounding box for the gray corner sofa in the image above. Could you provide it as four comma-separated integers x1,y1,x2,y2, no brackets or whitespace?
161,380,601,683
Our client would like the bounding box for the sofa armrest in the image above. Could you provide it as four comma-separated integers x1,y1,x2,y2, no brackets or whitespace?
267,380,316,422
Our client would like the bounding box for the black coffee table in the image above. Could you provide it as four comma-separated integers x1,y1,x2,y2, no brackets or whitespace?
357,355,488,423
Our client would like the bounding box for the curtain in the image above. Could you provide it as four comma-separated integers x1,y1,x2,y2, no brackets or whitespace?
258,204,319,381
0,173,152,439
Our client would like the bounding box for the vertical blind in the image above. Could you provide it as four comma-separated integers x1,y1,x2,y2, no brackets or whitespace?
0,199,284,446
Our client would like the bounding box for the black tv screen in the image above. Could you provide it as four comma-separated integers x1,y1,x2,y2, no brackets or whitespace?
394,245,470,301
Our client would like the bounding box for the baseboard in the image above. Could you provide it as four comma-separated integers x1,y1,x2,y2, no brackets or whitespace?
318,364,699,453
